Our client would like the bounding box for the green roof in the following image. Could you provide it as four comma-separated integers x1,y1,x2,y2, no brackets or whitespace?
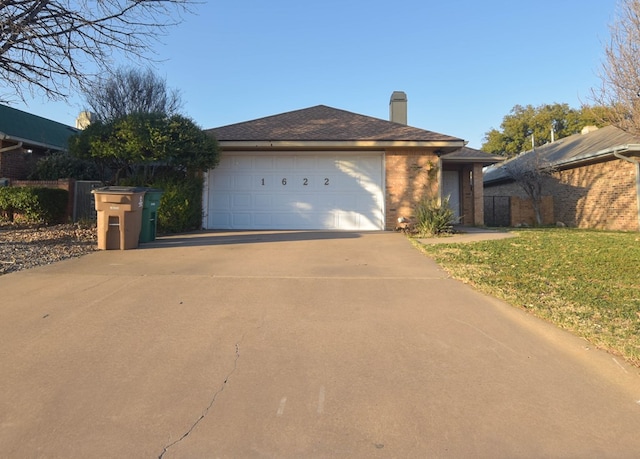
0,104,78,151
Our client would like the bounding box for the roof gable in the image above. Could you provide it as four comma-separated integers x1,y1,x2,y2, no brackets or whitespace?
0,104,78,150
207,105,463,143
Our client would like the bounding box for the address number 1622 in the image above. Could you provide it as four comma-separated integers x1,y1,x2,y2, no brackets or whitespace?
261,178,330,186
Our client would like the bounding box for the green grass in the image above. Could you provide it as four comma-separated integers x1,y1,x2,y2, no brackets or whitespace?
415,228,640,366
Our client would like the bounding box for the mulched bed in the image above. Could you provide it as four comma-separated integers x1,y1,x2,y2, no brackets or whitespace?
0,222,98,275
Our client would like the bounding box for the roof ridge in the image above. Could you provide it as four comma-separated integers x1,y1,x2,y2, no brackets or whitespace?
208,104,463,143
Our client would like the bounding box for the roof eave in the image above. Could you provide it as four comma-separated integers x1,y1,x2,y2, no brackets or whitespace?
483,176,513,186
553,144,640,168
441,156,503,165
0,131,70,151
218,139,466,150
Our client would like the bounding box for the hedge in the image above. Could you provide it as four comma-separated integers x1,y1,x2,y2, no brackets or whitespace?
0,187,68,224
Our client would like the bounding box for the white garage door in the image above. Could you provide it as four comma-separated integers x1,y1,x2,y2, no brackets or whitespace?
205,153,384,230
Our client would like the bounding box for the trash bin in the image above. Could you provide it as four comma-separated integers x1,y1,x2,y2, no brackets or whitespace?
139,188,163,243
92,187,146,250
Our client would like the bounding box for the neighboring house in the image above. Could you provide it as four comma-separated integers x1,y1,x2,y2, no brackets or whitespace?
204,92,500,231
484,125,640,231
0,104,79,180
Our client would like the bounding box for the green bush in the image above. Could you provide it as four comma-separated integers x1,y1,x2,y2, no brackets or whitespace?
117,172,203,234
414,196,457,237
0,187,68,223
118,171,204,234
29,152,100,180
152,175,204,234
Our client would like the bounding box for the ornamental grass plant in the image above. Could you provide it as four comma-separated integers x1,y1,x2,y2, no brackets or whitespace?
413,196,457,237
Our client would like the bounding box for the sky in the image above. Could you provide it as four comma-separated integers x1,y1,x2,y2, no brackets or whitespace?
9,0,619,149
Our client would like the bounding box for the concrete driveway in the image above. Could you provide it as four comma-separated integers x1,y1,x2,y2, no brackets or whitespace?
1,231,640,458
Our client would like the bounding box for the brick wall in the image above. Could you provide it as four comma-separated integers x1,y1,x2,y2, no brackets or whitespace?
511,195,554,226
484,181,554,226
0,150,28,179
554,157,638,231
0,142,44,180
384,148,439,229
458,163,485,226
484,155,639,231
385,150,488,229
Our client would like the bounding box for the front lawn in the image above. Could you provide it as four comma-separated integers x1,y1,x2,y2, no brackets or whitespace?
415,228,640,366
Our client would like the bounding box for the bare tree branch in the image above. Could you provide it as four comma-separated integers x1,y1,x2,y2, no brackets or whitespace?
0,0,195,102
590,0,640,134
502,150,557,226
84,66,183,121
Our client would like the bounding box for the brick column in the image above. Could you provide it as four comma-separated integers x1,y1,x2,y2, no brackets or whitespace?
473,163,484,225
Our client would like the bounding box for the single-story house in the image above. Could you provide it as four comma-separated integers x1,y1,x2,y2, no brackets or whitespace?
204,92,500,231
484,125,640,231
0,104,80,181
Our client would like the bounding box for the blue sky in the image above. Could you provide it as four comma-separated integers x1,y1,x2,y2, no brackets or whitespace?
11,0,617,149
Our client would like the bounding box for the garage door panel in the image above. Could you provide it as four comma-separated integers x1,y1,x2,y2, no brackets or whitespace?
295,156,316,169
229,156,252,169
210,212,231,227
207,153,383,230
335,211,360,229
275,156,295,170
232,213,252,227
211,193,231,210
233,193,252,207
254,156,275,169
216,156,234,170
286,174,318,189
254,194,272,208
210,174,232,190
233,175,253,190
253,213,272,227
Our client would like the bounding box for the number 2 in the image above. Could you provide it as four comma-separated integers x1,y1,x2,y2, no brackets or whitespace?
303,178,308,186
324,178,330,186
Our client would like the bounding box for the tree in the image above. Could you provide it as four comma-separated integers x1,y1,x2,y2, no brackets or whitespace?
0,1,193,102
590,0,640,135
482,103,606,157
502,151,557,226
69,113,219,184
84,67,183,122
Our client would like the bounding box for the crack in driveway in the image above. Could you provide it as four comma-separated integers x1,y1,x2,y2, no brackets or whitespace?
158,340,242,459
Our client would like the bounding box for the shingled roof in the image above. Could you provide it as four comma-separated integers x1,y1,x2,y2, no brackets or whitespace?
0,104,78,151
441,146,502,165
484,125,640,184
207,105,463,144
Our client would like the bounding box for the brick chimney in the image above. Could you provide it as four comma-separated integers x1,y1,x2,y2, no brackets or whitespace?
389,91,407,125
76,111,95,129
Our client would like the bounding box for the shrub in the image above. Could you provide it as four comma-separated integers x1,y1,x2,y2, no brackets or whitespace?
29,152,100,180
0,187,68,223
414,196,457,237
117,172,203,234
152,175,203,234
